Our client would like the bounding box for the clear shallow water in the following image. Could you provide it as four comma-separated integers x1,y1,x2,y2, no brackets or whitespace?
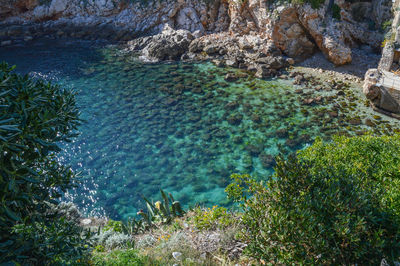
1,39,399,220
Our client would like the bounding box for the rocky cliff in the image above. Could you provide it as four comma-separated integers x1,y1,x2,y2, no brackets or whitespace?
0,0,393,69
363,0,400,117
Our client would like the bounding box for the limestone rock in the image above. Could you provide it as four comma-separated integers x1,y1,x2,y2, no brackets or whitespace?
272,7,315,61
297,4,352,66
363,68,400,114
131,24,195,62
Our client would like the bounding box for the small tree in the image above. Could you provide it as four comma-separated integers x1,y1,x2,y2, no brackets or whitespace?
0,62,90,264
226,135,400,264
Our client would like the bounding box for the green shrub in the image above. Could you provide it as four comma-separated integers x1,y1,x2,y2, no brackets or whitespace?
12,217,91,265
290,0,325,9
192,205,235,230
104,219,124,233
382,20,393,32
92,249,148,266
226,135,400,264
139,189,185,226
332,3,341,20
0,62,88,263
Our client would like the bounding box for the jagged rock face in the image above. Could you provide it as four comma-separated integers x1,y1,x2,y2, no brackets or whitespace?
272,7,315,61
128,24,195,62
0,0,389,67
363,69,400,114
297,4,352,65
2,0,230,35
0,0,39,19
227,0,269,35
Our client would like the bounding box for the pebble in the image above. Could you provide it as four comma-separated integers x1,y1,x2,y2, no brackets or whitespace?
172,252,182,261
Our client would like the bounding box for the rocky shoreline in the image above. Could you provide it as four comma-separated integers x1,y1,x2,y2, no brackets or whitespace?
2,0,400,119
0,0,392,73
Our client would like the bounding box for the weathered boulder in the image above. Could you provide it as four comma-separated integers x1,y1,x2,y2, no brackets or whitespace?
255,65,275,79
128,24,195,62
363,69,400,114
255,56,287,69
272,7,315,61
297,4,352,66
0,0,389,69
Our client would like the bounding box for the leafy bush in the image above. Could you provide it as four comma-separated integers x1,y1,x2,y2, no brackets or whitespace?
192,205,235,230
104,219,124,233
290,0,325,9
93,227,134,251
12,218,91,265
382,20,393,32
105,233,134,250
226,135,400,264
0,62,88,263
332,3,341,20
92,249,148,266
139,189,185,226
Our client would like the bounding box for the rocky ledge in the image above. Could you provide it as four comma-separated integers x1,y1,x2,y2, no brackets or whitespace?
126,25,291,78
0,0,391,76
363,69,400,118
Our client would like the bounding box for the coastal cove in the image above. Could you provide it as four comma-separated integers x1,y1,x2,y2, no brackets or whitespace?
1,38,399,220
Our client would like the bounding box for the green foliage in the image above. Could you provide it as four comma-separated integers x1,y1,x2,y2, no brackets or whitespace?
92,249,148,266
121,218,146,235
140,189,185,226
226,135,400,264
332,3,341,20
12,217,91,265
382,20,393,32
92,229,134,251
192,205,234,230
290,0,325,9
104,219,124,233
0,62,87,263
38,0,52,6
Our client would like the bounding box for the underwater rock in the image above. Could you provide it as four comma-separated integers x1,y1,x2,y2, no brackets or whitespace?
242,155,253,170
227,114,243,125
191,86,203,94
276,128,289,138
224,101,239,111
293,74,306,85
224,73,239,82
279,110,291,118
259,153,276,169
255,65,276,79
213,129,228,138
349,117,362,125
232,135,243,144
302,98,315,105
365,119,375,127
211,59,225,67
245,144,263,156
202,134,212,141
251,114,261,123
256,56,287,70
285,138,299,148
189,114,201,122
164,97,178,106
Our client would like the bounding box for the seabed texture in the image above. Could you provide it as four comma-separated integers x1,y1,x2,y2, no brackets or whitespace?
1,39,399,219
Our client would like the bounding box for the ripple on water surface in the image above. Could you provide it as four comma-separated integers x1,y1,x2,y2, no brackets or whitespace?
1,39,399,219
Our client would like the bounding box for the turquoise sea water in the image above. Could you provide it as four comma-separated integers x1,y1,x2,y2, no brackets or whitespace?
1,39,399,220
